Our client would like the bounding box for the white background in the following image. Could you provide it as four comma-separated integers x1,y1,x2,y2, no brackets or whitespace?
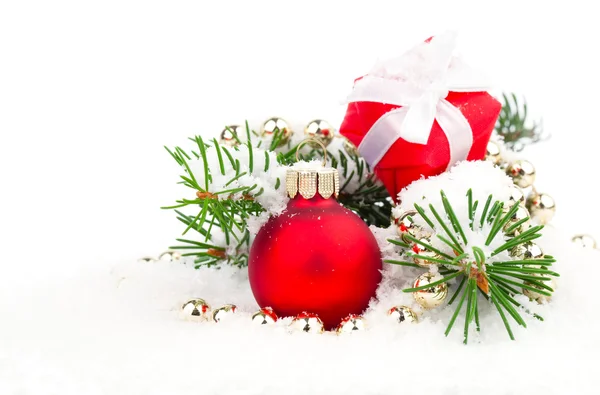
1,0,599,273
2,2,600,395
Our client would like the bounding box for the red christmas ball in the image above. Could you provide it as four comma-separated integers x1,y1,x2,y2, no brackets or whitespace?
248,191,382,330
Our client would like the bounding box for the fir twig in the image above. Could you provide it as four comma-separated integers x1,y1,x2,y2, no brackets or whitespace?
165,121,394,268
394,189,557,343
495,93,547,151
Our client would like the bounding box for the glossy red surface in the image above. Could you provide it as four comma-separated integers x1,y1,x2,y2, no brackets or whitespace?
248,195,382,330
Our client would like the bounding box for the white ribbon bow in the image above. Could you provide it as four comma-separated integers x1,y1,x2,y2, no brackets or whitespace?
346,31,491,168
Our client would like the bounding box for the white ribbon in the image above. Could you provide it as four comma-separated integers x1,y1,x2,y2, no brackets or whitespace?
346,31,491,169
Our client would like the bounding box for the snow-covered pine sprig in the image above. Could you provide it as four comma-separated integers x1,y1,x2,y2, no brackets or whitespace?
495,93,547,151
386,189,559,344
162,122,392,268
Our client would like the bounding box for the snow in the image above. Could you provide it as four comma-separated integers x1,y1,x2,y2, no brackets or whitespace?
393,160,517,264
4,1,600,394
2,160,600,394
187,141,287,214
2,227,599,395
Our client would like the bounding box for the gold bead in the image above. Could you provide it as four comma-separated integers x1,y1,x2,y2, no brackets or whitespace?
396,211,431,244
396,211,416,240
181,298,211,321
503,205,531,235
412,237,440,268
289,312,324,333
304,119,335,147
387,305,418,324
412,273,448,309
220,125,242,147
158,250,182,262
342,137,360,156
572,234,597,249
526,192,556,224
261,117,293,146
251,307,279,325
523,271,557,304
506,160,536,188
335,314,366,334
212,304,237,322
507,185,526,207
485,140,502,165
510,242,544,260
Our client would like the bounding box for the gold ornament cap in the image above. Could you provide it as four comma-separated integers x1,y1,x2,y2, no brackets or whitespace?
286,139,340,200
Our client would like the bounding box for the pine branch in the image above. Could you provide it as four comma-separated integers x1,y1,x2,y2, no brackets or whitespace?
390,189,559,343
164,121,394,268
495,93,548,151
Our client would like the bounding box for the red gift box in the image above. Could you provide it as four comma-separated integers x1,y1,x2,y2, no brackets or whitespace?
339,33,502,201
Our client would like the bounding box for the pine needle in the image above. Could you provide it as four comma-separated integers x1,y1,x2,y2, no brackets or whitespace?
397,189,557,343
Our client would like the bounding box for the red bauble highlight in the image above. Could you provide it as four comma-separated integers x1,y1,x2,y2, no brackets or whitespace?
248,195,382,330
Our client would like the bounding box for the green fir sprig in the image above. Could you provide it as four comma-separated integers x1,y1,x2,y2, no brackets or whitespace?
163,123,392,268
387,189,559,344
495,93,547,151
